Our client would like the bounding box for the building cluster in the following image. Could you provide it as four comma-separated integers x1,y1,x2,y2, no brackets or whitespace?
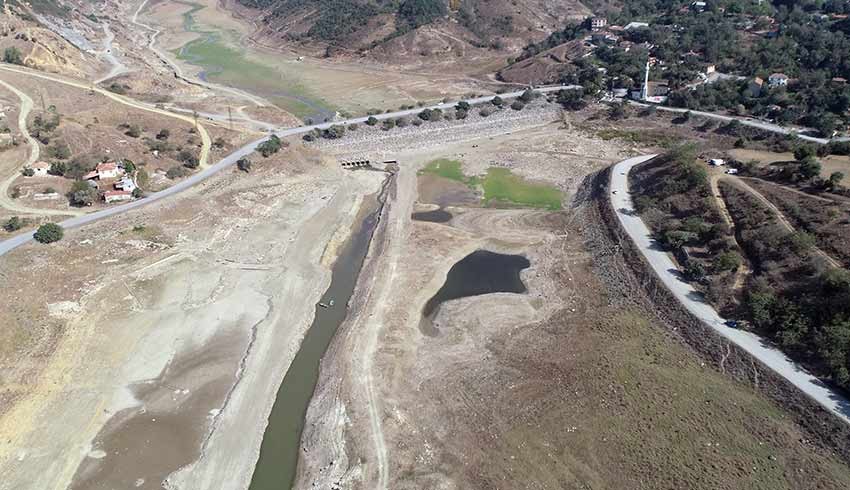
23,160,138,205
586,13,794,105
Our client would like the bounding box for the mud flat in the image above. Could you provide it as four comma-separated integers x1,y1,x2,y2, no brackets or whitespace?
249,171,392,490
0,147,385,490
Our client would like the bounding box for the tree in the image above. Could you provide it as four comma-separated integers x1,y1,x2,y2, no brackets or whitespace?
49,161,67,176
491,96,504,107
608,102,631,120
827,172,845,189
69,181,97,207
322,125,346,139
418,109,434,121
237,158,252,173
122,160,136,175
715,251,742,272
798,157,821,180
3,216,22,232
519,89,537,102
21,167,34,177
34,223,63,243
684,261,706,281
455,101,471,112
156,129,171,140
794,145,817,162
557,89,586,111
366,116,379,126
257,135,282,157
3,47,23,65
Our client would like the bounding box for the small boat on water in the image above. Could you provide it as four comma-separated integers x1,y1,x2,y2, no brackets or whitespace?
318,299,335,309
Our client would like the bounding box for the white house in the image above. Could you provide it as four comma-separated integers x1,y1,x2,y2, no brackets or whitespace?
768,73,789,87
114,176,136,192
30,161,50,177
709,158,726,166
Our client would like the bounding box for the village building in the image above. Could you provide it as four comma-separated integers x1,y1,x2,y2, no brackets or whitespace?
30,161,50,177
83,161,125,181
114,176,137,192
590,17,607,30
103,190,133,204
768,73,789,87
747,77,764,97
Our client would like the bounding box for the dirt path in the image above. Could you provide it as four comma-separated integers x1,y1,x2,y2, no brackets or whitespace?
0,63,212,168
720,176,843,268
0,79,84,218
708,174,751,290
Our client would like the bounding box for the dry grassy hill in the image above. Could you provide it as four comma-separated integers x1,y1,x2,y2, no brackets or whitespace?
232,0,592,73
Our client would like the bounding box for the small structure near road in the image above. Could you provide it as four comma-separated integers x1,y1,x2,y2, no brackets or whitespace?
340,159,371,169
103,190,133,203
29,161,50,177
83,161,124,181
709,158,726,166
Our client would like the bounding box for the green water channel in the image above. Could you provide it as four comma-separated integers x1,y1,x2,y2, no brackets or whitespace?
172,2,335,121
248,174,392,490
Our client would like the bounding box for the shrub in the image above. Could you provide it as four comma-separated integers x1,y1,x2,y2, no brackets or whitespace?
491,96,504,107
4,216,22,232
166,165,189,179
125,125,141,138
365,116,379,126
510,100,525,111
479,107,493,117
3,47,23,65
455,101,471,112
21,167,34,177
237,158,252,173
382,119,396,131
34,223,63,243
156,129,170,140
257,135,283,157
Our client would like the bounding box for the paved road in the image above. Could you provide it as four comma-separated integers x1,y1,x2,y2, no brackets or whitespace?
611,155,850,425
0,84,575,256
629,102,850,144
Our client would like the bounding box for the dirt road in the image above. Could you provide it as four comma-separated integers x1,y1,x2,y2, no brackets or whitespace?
0,64,212,168
0,79,83,217
719,175,842,268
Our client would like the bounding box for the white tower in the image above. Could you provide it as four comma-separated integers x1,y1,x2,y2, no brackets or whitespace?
641,59,651,101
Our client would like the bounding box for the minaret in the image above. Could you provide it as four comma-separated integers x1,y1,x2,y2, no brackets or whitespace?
642,59,651,101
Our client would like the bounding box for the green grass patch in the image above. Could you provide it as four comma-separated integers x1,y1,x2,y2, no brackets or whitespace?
419,159,563,210
418,159,479,187
482,167,563,210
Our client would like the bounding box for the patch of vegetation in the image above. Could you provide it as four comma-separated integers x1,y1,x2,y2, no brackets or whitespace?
596,128,680,149
481,168,562,210
3,47,23,65
721,181,850,390
33,222,63,243
632,146,742,309
418,159,478,188
257,134,284,157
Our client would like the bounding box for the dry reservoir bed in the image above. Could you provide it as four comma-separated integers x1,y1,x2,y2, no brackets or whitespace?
297,126,850,489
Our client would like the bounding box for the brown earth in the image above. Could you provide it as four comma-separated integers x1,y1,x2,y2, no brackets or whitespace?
297,125,850,490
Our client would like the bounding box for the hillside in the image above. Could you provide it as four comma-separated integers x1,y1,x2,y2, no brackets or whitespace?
231,0,591,72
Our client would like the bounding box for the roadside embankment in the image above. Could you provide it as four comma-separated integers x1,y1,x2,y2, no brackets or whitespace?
579,164,850,463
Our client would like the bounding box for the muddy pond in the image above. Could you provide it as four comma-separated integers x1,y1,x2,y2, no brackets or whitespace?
421,250,530,335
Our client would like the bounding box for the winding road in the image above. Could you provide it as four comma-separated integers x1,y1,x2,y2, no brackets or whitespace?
0,80,574,256
611,155,850,425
